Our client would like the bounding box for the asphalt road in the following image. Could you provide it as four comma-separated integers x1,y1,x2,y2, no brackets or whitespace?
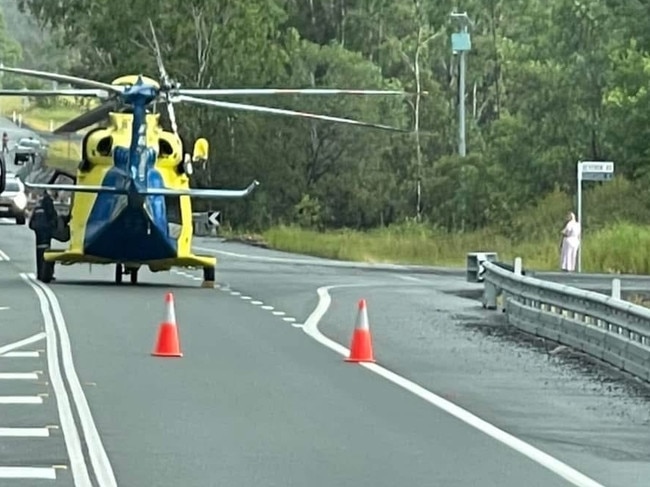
1,224,649,486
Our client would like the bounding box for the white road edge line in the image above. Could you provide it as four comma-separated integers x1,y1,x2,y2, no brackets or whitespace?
21,273,92,486
0,467,56,479
0,427,50,437
25,274,118,487
302,284,605,487
0,332,46,356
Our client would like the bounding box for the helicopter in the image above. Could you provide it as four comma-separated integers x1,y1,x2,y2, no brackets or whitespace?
0,23,412,286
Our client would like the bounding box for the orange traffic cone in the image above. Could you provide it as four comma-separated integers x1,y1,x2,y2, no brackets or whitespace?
345,299,375,363
152,292,183,357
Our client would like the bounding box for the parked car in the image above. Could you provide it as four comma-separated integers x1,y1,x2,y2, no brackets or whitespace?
14,137,47,165
0,175,27,224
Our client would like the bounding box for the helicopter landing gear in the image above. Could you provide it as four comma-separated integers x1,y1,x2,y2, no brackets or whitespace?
202,266,215,288
115,264,139,284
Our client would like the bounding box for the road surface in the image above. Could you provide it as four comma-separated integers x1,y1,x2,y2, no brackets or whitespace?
0,224,649,486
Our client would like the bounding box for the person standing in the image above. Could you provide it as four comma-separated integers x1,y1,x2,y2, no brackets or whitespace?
560,211,581,272
28,190,58,281
2,132,8,153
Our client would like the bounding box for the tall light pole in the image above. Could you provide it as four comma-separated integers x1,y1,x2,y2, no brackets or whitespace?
450,11,472,157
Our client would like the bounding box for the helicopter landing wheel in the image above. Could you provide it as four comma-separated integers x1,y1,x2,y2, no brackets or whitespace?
202,266,215,288
129,268,139,284
115,264,123,284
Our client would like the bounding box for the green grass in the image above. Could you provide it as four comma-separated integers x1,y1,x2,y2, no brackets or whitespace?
46,139,81,172
0,96,96,133
260,222,650,274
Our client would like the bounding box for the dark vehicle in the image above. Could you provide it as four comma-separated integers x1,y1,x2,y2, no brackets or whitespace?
0,176,27,224
14,137,47,165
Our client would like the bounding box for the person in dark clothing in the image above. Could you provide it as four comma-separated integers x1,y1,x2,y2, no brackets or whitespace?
29,190,58,281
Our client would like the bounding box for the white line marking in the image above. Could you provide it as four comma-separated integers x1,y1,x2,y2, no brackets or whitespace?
230,291,241,296
292,323,304,328
0,332,46,356
240,296,252,300
0,467,56,479
1,351,40,358
0,372,39,380
20,274,93,486
192,277,202,281
282,317,296,322
303,285,606,487
0,427,50,437
25,274,117,486
272,311,285,316
0,396,43,404
0,306,9,311
251,300,263,305
0,249,10,261
261,305,274,310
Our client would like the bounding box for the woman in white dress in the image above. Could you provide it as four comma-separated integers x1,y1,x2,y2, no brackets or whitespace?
560,211,581,271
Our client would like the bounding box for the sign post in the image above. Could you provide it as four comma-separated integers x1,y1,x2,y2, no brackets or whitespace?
576,161,614,272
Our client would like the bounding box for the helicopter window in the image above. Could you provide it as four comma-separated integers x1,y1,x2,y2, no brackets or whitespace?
158,139,173,157
164,195,181,225
97,136,113,156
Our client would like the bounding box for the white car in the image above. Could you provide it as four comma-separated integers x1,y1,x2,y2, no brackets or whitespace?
0,175,27,224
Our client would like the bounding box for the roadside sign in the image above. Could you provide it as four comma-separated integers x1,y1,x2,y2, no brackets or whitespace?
208,211,221,227
578,161,614,181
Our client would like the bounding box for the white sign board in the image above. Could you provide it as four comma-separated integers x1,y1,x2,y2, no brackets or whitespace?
578,161,614,181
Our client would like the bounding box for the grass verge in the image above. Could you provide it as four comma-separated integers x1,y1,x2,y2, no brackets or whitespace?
46,139,81,172
0,96,94,133
260,223,650,274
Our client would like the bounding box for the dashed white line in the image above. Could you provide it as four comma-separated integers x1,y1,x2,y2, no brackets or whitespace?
397,275,424,282
282,317,296,322
0,372,39,380
0,467,56,479
240,296,252,300
0,427,50,437
261,305,274,310
0,249,10,261
0,351,40,358
0,306,9,311
230,291,241,296
0,396,43,404
302,285,605,487
272,311,285,316
251,300,263,305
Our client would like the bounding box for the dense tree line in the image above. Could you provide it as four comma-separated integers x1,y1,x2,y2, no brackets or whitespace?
8,0,650,232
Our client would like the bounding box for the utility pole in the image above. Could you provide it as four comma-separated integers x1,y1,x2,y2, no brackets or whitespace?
450,11,472,157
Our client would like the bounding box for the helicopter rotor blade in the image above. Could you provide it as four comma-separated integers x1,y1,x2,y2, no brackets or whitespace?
0,88,111,98
174,95,410,132
148,18,179,135
0,66,124,93
177,88,422,97
53,99,121,134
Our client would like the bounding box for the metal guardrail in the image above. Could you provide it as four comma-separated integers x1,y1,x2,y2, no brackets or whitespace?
482,259,650,383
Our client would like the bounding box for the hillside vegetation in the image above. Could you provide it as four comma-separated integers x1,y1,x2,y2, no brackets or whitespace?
5,1,650,272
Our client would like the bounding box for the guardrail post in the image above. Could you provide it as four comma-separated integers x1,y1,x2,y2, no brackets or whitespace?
611,278,621,300
482,281,498,310
514,257,522,276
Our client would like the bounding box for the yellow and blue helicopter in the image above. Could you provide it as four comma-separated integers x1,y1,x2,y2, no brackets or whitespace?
0,24,410,286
